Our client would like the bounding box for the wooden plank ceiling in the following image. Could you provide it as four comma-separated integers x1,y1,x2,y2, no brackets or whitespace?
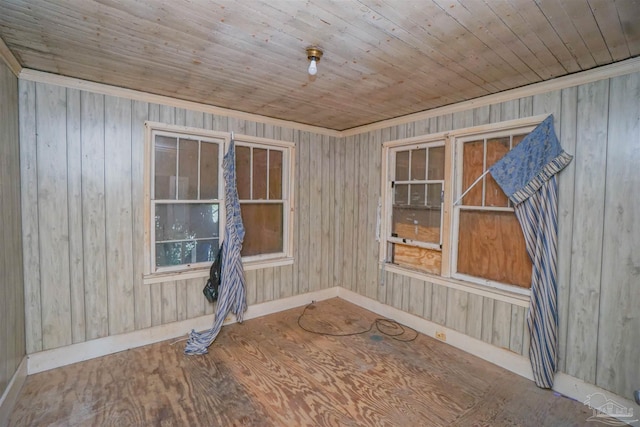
0,0,638,131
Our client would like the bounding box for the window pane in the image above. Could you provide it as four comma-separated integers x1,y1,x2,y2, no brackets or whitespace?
200,142,219,199
240,203,283,256
410,148,426,180
428,146,445,180
236,145,251,200
269,150,283,199
394,184,409,206
457,210,532,288
155,238,219,267
392,207,440,243
485,137,510,207
154,135,177,199
178,138,199,199
409,183,425,206
461,140,484,206
155,203,219,242
426,183,442,207
252,148,268,200
395,150,409,181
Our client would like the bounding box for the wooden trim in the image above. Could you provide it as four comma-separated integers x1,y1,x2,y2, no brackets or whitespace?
0,37,21,77
0,356,27,427
342,57,640,136
382,263,530,306
18,69,341,137
27,287,340,374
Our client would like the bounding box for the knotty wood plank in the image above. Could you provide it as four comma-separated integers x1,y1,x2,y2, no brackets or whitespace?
186,278,205,320
491,301,512,350
66,88,86,344
132,100,152,329
408,277,425,317
105,95,135,335
366,130,382,299
308,133,323,292
81,90,109,340
342,136,357,292
431,283,448,325
565,79,609,384
356,135,369,296
37,82,72,350
445,288,468,333
481,297,495,343
297,131,311,294
465,293,483,340
320,134,331,291
162,280,178,324
176,279,188,322
9,298,596,427
596,72,640,398
261,267,274,303
19,79,43,354
556,86,578,372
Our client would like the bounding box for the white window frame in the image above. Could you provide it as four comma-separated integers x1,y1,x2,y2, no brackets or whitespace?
380,115,548,298
143,123,295,282
450,125,537,295
381,133,448,264
233,135,295,265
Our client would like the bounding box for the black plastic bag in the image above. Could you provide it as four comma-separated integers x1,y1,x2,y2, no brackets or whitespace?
203,243,223,303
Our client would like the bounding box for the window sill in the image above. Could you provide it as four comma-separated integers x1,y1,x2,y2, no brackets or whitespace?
143,257,295,285
382,263,530,307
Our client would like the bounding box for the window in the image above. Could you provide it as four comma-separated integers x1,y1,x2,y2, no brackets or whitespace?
381,117,543,294
235,139,290,259
452,130,533,289
385,141,445,274
145,123,294,276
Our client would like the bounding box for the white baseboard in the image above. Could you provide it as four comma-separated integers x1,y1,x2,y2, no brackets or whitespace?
0,356,27,427
337,288,639,427
27,286,340,374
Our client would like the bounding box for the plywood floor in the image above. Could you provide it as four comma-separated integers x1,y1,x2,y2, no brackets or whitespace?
10,298,598,426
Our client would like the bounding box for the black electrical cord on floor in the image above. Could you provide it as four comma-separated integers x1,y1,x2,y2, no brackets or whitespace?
297,302,419,342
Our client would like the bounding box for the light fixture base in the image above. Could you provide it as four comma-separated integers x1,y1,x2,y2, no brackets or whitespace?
306,47,323,62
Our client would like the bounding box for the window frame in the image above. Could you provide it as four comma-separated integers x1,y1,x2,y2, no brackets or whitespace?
380,115,548,297
143,122,295,281
233,135,295,264
450,125,538,294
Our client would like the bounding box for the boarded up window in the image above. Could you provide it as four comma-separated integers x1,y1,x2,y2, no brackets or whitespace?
456,133,532,288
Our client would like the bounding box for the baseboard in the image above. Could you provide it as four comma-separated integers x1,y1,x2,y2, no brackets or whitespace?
0,356,27,427
27,286,339,374
337,288,639,427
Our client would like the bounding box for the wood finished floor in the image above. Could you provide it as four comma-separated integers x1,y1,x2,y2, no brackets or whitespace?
10,298,598,426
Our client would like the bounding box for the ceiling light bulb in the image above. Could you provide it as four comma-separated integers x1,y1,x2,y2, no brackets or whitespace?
308,58,318,75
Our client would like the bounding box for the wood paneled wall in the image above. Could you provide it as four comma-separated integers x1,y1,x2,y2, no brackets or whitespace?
19,80,337,354
0,60,25,397
343,72,640,399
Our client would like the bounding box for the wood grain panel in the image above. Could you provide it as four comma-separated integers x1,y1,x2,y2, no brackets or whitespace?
308,132,322,292
320,135,331,292
565,79,609,384
356,135,369,296
341,137,357,292
131,100,152,330
393,244,442,274
66,88,85,344
105,95,135,335
36,82,72,350
296,131,310,294
0,59,25,400
596,72,640,398
556,86,577,372
445,288,468,333
19,79,43,354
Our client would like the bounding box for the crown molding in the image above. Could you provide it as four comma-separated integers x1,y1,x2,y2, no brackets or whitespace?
342,56,640,137
0,37,22,77
18,68,342,138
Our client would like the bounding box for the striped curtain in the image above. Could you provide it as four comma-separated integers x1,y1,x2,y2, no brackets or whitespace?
489,115,572,388
185,140,247,355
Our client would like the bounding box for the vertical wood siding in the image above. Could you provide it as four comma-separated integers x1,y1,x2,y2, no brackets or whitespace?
1,61,25,398
348,72,640,399
20,81,337,354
